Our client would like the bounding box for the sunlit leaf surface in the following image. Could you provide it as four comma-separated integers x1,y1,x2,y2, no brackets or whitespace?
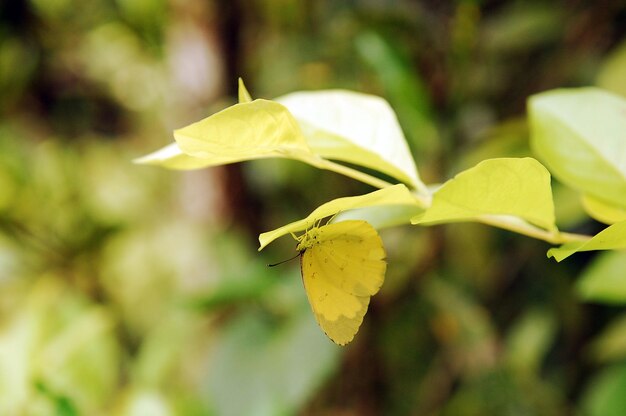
548,221,626,261
529,88,626,209
413,158,556,231
277,90,424,190
259,184,419,250
581,194,626,225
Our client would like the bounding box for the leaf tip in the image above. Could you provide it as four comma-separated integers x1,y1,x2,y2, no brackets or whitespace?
238,78,253,103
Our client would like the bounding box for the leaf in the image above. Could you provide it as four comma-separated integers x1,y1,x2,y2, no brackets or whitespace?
276,90,424,191
482,3,563,53
133,143,217,170
582,194,626,225
596,40,626,98
238,78,252,103
354,31,438,158
547,221,626,261
576,251,626,304
528,88,626,209
588,313,626,363
174,99,316,164
581,364,626,416
412,158,556,232
425,278,497,377
208,307,338,416
137,79,253,169
333,204,424,230
258,184,420,250
504,308,556,376
137,84,405,189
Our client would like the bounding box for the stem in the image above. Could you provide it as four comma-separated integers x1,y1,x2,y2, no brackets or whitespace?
319,159,393,188
312,156,593,246
476,215,591,245
317,159,431,208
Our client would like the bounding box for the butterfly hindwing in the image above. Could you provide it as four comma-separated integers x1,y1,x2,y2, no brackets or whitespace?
299,220,386,345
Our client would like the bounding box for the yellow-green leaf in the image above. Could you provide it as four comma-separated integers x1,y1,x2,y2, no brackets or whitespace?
582,194,626,225
133,143,217,170
174,99,316,164
529,87,626,209
333,204,424,230
548,221,626,262
258,184,419,250
412,158,556,231
136,98,320,170
137,88,403,188
276,90,424,191
238,78,253,103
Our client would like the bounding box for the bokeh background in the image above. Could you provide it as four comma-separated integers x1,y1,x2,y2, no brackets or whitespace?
1,1,626,415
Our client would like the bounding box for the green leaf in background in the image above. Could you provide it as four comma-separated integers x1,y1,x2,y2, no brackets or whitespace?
582,194,626,225
481,3,563,54
581,363,626,416
575,251,626,304
354,31,439,160
548,221,626,262
596,40,626,98
208,307,338,416
412,158,556,232
528,88,626,209
0,278,118,415
504,308,556,376
258,184,420,250
276,89,426,193
425,277,497,377
588,313,626,364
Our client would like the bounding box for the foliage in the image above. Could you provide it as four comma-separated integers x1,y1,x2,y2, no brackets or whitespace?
2,1,626,415
139,76,626,412
139,80,626,305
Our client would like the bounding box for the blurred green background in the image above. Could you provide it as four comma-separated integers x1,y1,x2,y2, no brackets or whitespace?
1,1,626,415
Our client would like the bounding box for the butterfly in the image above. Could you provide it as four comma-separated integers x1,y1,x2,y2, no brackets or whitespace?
295,220,386,345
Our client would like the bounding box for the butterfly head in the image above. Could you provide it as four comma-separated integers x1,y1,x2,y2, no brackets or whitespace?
295,225,323,252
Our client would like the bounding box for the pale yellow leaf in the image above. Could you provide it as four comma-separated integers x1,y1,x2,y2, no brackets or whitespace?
529,88,626,209
582,194,626,225
238,78,252,103
133,143,216,170
548,221,626,262
174,99,315,164
413,158,556,231
258,184,419,250
276,90,423,190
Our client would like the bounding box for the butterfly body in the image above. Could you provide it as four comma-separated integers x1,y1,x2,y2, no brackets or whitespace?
296,220,386,345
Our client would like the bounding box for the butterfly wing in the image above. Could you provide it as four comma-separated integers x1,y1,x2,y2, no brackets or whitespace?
301,220,386,345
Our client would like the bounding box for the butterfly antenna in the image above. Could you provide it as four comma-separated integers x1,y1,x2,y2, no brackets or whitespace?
327,212,340,224
267,253,300,267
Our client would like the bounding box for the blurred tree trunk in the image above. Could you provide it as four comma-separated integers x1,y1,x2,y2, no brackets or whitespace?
214,0,264,238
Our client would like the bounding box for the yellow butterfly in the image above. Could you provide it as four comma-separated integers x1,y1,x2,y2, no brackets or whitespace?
295,220,386,345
